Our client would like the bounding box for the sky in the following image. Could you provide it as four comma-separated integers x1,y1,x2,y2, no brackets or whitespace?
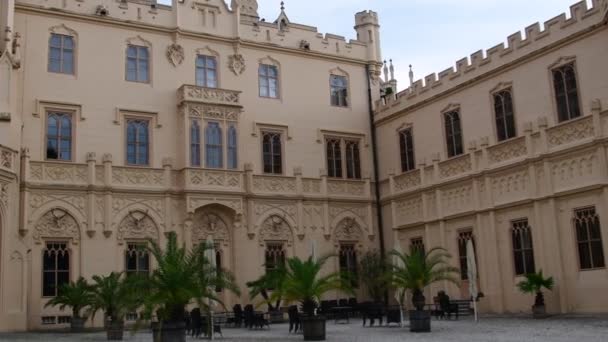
158,0,592,90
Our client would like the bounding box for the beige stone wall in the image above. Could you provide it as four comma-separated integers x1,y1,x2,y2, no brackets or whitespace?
376,2,608,314
0,0,384,331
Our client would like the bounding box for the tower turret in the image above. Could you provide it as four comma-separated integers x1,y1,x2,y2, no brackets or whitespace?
354,10,382,63
232,0,259,23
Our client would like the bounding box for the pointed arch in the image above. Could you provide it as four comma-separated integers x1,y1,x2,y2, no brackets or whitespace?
32,208,82,244
116,210,160,244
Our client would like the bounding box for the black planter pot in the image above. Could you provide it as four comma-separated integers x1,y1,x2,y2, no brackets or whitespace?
152,321,186,342
301,315,326,341
532,304,548,319
70,317,86,333
409,310,431,333
105,319,124,341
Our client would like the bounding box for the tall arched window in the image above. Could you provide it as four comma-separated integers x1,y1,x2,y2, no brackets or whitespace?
262,132,283,174
126,119,150,166
345,141,361,180
205,122,223,168
326,138,342,178
190,120,201,167
46,112,72,161
444,110,463,158
48,34,74,74
494,90,516,141
227,125,238,169
399,128,415,172
553,63,581,122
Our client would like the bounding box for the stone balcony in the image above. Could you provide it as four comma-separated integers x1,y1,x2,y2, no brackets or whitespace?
0,144,17,174
24,155,371,200
177,85,242,108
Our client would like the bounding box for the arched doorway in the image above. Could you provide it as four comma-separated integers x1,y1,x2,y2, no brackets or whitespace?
191,204,236,307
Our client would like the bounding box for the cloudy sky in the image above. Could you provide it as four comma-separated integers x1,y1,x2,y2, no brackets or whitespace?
158,0,591,90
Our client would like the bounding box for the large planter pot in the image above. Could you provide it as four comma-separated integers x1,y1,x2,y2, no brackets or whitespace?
159,320,186,342
532,304,548,319
105,319,124,341
301,315,326,341
409,310,431,333
269,310,285,323
70,317,86,333
151,322,161,342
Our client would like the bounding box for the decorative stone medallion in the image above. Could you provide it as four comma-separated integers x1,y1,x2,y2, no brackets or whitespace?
166,43,185,67
228,54,246,75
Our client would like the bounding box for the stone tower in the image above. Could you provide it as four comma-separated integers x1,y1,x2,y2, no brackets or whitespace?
232,0,259,23
354,10,382,63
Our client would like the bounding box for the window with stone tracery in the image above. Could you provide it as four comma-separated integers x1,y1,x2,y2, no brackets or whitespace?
43,242,70,297
444,110,463,158
330,75,348,107
126,45,149,83
262,131,283,175
339,243,358,288
325,137,361,180
125,243,149,276
457,230,475,281
493,89,517,141
410,237,425,254
265,243,285,277
399,128,415,172
205,122,223,168
553,63,581,123
126,118,150,166
46,112,73,161
511,219,535,276
574,207,605,270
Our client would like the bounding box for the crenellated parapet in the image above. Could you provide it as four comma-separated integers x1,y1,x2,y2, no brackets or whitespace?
15,0,377,63
375,0,606,116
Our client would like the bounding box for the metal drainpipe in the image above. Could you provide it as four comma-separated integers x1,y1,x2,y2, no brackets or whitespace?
365,64,386,258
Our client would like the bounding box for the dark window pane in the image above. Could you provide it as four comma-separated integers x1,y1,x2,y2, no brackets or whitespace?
43,272,56,297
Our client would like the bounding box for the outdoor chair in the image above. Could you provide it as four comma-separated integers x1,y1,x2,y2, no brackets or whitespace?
288,305,301,333
201,316,223,338
361,302,384,327
228,304,243,327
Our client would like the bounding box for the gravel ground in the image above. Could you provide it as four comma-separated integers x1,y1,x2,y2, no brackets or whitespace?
0,316,607,342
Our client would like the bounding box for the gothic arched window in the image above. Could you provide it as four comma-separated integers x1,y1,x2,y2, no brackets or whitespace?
205,122,223,168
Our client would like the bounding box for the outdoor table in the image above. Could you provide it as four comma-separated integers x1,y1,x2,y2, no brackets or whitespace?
332,306,351,324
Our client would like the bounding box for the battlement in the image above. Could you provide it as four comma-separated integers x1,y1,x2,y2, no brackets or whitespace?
375,0,607,116
355,10,379,27
14,0,376,62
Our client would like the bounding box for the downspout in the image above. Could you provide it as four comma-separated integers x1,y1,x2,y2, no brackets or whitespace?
365,64,386,258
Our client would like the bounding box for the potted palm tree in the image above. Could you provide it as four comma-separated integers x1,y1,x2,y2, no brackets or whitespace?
269,255,352,341
89,272,145,340
44,277,93,332
388,248,459,333
141,232,239,342
247,263,286,322
517,270,554,318
358,251,388,303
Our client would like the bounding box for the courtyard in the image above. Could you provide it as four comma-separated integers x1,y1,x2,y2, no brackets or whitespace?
0,316,607,342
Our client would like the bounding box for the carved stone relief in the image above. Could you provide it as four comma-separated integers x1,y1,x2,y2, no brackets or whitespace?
258,215,293,246
117,211,159,243
333,217,363,242
326,181,365,196
253,177,296,193
94,196,105,231
192,213,230,246
302,179,322,194
488,138,527,164
29,192,87,219
112,168,164,186
329,204,367,227
112,197,163,218
0,183,8,208
547,116,594,148
491,170,529,203
395,196,423,225
441,183,473,216
183,103,240,121
254,201,297,225
228,54,246,75
0,149,14,170
33,209,80,244
188,197,243,216
394,172,421,192
166,43,184,67
551,152,597,190
439,156,472,179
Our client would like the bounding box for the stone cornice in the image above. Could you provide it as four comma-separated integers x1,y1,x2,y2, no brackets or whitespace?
15,3,373,67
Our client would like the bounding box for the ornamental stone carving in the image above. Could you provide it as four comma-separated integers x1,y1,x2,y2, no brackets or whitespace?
441,183,473,216
0,184,9,207
327,181,365,196
33,209,80,244
112,168,164,186
183,103,240,121
394,171,421,192
258,215,293,246
329,204,367,225
488,138,527,164
192,213,230,245
333,217,363,242
254,201,297,223
228,54,246,75
253,176,297,193
547,116,594,148
491,170,530,203
0,149,13,171
29,192,87,218
395,196,423,225
188,197,243,215
117,211,159,243
302,179,322,194
439,156,472,179
303,204,324,231
179,86,240,105
166,43,184,67
112,197,163,218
